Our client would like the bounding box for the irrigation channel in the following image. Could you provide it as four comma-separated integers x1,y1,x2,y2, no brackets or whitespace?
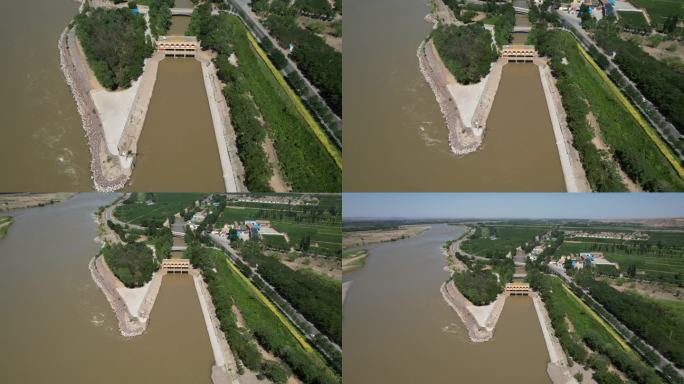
0,194,214,383
343,225,551,383
344,0,565,191
126,14,225,192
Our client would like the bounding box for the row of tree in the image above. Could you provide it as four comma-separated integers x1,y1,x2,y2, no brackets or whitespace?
188,6,341,191
101,242,157,288
593,21,684,135
240,241,342,345
575,272,684,368
265,14,342,115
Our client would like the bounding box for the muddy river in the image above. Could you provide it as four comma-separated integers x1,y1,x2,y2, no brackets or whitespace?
343,224,551,383
0,194,213,383
343,0,564,191
0,0,91,191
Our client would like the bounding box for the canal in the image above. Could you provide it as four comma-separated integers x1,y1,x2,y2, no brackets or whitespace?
126,58,224,192
343,0,564,191
0,194,213,383
126,15,225,192
343,224,551,383
0,0,91,191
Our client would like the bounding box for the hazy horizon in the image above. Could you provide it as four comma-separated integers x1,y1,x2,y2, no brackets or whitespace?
343,193,684,220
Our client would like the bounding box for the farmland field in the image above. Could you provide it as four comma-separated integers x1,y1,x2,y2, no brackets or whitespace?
617,11,650,31
627,0,684,27
262,233,289,250
113,193,206,225
460,225,544,258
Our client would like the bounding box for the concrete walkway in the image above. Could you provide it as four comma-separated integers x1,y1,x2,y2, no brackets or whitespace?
536,59,590,192
198,56,244,192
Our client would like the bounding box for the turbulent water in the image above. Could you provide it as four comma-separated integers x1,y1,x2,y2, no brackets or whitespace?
343,0,564,191
0,0,91,191
343,224,551,383
0,194,213,383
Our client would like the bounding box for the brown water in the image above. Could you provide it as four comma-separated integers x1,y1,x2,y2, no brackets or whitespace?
175,0,195,8
343,224,551,383
343,0,564,191
0,194,213,383
0,0,92,191
168,15,191,36
126,59,225,192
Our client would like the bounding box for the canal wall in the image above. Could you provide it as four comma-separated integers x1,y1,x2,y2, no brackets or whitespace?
192,271,241,384
197,52,247,192
531,292,578,384
535,59,591,192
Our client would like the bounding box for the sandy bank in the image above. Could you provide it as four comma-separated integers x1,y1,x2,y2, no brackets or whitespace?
343,225,431,248
342,281,352,304
89,255,163,336
441,281,506,342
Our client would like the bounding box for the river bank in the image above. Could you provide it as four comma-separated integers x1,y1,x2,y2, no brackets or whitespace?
59,27,130,191
418,39,487,155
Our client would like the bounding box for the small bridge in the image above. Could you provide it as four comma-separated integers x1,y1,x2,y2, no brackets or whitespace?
501,45,536,62
514,6,529,14
156,36,199,57
505,282,530,296
170,8,193,16
171,245,187,251
162,258,191,273
513,25,532,32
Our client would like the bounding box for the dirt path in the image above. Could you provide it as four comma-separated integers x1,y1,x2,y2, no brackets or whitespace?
262,134,291,192
586,112,643,192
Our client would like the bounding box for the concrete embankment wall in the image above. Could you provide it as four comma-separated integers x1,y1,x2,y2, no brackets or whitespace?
531,292,577,384
198,55,246,192
192,272,238,384
535,59,590,192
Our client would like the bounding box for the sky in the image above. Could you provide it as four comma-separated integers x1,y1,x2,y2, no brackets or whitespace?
343,193,684,220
